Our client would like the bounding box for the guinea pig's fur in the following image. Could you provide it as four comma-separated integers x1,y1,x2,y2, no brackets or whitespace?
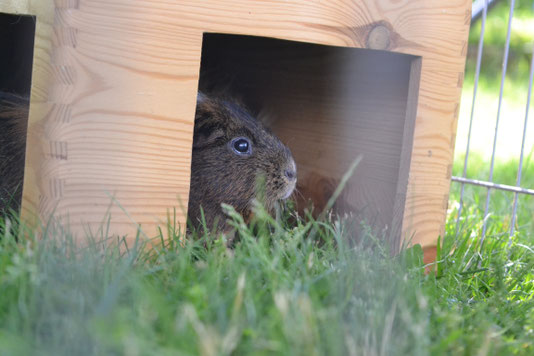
188,92,297,233
0,93,29,215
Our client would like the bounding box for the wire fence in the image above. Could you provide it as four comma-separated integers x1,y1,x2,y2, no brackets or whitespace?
452,0,534,243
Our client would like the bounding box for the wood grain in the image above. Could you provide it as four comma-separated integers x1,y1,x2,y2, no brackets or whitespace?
1,0,471,251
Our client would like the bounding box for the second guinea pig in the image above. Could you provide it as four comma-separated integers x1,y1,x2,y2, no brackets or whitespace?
187,92,297,233
0,92,29,215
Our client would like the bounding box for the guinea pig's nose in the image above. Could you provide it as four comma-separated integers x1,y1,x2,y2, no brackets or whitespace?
284,168,296,181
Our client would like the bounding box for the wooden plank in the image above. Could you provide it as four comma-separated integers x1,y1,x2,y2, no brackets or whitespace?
30,1,200,243
4,0,469,249
390,57,422,252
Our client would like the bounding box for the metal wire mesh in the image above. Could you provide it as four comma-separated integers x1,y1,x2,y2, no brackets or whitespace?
453,0,534,241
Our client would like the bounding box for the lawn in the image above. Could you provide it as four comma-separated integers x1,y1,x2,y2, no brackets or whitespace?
0,165,533,356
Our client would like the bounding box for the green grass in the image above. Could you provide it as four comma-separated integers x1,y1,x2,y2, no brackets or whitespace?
467,0,533,96
0,162,533,355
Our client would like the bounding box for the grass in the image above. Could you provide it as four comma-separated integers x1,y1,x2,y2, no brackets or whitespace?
0,160,533,355
466,0,533,95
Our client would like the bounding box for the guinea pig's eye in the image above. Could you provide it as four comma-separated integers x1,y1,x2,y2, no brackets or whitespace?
230,137,252,156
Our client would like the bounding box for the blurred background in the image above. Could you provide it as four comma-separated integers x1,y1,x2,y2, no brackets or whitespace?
450,0,534,236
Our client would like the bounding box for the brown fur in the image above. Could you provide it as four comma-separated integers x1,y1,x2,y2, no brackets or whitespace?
188,92,296,232
0,93,29,214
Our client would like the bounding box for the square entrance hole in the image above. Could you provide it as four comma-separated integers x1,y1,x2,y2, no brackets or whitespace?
0,12,36,214
196,33,421,244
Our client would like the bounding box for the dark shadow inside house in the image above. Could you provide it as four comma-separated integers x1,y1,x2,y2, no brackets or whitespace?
193,32,421,245
0,12,36,214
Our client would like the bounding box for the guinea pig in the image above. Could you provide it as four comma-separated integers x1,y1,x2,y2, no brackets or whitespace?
187,92,297,233
0,92,29,215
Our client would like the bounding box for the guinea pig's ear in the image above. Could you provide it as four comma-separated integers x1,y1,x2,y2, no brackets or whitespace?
256,108,277,129
192,92,226,149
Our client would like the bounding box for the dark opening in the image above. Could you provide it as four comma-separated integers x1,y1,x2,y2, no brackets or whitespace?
0,12,36,214
195,33,421,243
